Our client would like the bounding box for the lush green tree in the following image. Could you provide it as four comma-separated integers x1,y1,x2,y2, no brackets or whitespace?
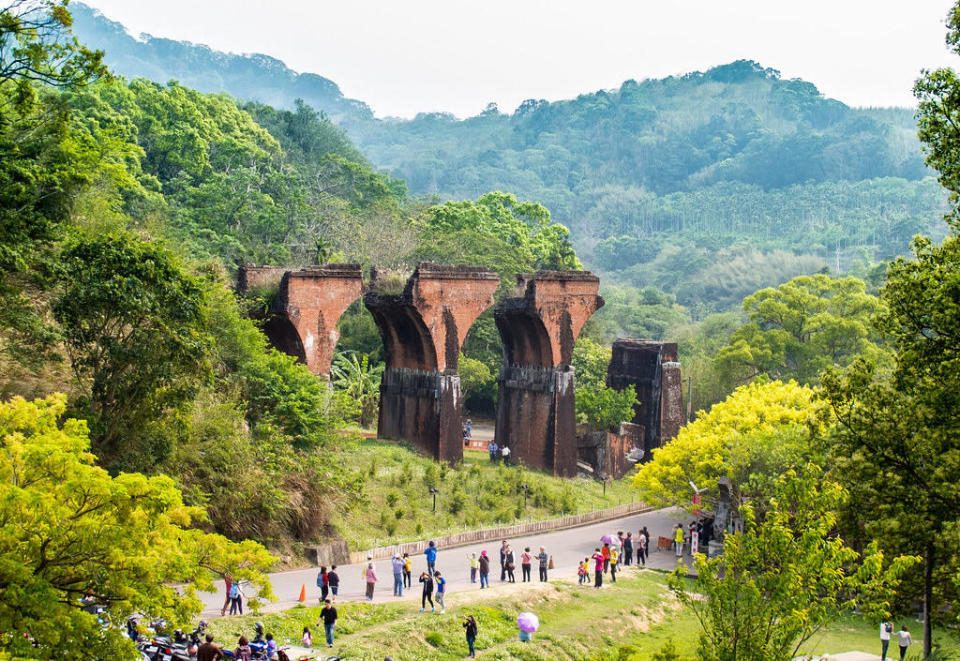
633,380,826,510
330,350,383,429
571,337,639,432
418,191,581,276
53,233,214,471
670,466,914,661
714,274,886,386
458,353,495,412
0,394,276,660
822,231,960,656
0,1,106,102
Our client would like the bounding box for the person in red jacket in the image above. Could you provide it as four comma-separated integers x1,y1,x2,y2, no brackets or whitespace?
601,542,611,573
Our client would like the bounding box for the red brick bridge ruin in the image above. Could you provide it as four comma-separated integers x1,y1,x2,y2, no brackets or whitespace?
238,263,682,478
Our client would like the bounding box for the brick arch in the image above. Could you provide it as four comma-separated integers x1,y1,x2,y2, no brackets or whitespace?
238,264,365,376
366,300,438,372
365,263,500,463
495,307,553,368
262,316,306,363
494,271,604,477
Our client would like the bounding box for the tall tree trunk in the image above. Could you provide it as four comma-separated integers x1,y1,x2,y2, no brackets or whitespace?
924,539,934,658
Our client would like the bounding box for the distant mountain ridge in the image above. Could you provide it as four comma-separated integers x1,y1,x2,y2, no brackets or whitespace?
70,2,374,122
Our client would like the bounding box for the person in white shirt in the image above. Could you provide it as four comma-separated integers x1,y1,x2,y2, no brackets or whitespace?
896,625,912,661
501,445,511,465
880,620,892,660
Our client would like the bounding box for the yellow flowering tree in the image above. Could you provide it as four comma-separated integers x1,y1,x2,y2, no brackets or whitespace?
0,395,276,660
632,380,828,510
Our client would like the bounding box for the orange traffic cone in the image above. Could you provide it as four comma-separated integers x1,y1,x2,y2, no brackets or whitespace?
298,584,307,602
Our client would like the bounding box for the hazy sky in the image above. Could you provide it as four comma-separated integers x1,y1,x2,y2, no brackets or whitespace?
79,0,959,118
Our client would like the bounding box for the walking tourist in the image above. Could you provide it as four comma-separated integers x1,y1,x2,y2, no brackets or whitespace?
610,545,619,582
318,599,337,647
402,553,412,588
434,570,447,612
317,566,329,602
463,615,478,658
538,546,549,581
601,542,611,573
419,571,435,612
623,532,633,566
220,574,232,617
425,540,439,574
228,579,243,615
592,548,604,588
196,634,223,661
897,625,912,660
578,558,588,585
505,544,516,582
501,445,511,465
469,552,479,583
880,620,893,659
479,550,490,588
520,547,532,582
488,440,499,463
365,562,377,601
499,540,508,581
328,565,339,598
640,526,650,565
391,554,404,596
674,523,685,558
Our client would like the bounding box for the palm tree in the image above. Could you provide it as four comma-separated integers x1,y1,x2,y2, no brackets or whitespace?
330,351,384,428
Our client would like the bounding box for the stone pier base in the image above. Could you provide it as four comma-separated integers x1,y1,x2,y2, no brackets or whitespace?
378,367,463,464
495,365,577,477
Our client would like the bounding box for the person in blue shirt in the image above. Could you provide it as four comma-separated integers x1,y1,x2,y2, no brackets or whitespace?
391,554,404,597
488,440,499,464
425,540,438,574
434,571,447,613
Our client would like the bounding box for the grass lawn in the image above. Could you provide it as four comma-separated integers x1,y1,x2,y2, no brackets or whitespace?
330,438,637,550
208,567,960,660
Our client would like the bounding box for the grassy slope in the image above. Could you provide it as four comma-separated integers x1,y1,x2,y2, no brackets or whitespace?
332,439,636,550
208,569,960,660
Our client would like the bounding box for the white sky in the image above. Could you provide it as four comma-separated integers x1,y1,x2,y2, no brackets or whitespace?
78,0,959,119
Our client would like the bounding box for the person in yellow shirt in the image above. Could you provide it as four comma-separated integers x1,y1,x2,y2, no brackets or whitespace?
609,546,619,583
402,553,412,588
674,523,685,558
469,552,479,583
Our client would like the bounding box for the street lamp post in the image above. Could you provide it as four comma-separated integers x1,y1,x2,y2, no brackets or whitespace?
429,487,438,513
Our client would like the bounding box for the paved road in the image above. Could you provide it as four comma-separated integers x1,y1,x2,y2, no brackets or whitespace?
203,507,694,616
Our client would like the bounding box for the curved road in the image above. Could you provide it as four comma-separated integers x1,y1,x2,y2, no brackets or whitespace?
202,507,690,616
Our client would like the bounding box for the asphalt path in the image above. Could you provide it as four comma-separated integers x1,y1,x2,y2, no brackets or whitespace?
202,506,692,617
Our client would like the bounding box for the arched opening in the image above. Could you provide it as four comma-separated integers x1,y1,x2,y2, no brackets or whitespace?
495,308,554,368
459,309,502,417
365,299,438,372
329,300,385,431
262,316,306,364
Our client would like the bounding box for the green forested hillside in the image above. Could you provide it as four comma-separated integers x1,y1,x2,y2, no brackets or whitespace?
67,8,950,316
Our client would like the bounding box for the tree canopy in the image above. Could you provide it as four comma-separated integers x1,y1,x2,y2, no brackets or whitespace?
0,394,275,660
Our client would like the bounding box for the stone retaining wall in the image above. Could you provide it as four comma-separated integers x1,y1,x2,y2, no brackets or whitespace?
343,501,651,565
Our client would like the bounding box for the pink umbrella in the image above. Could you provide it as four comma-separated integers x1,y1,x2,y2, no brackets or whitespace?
517,612,540,633
601,534,617,545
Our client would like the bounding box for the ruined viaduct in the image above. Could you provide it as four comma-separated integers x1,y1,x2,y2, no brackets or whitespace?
239,263,604,475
